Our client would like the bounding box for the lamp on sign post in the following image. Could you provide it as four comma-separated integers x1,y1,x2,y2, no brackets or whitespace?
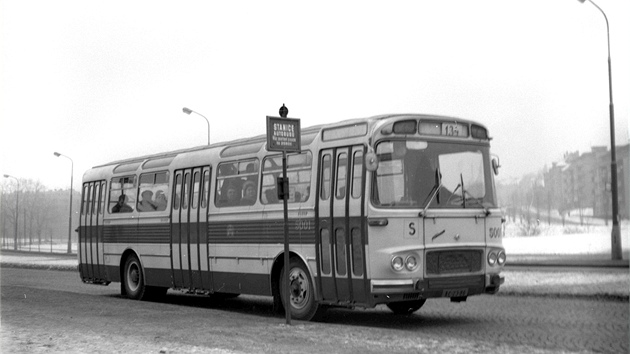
182,107,210,145
54,152,74,253
3,174,19,250
576,0,622,260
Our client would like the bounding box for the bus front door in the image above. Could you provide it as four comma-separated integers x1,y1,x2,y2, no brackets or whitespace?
317,146,368,305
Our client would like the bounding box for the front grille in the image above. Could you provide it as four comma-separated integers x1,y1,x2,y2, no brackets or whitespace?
426,250,483,275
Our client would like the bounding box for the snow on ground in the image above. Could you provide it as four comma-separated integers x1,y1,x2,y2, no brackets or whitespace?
503,220,629,255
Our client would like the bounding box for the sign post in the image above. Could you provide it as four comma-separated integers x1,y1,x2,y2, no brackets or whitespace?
266,104,301,325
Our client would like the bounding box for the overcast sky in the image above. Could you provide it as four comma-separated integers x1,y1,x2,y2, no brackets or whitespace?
1,0,628,190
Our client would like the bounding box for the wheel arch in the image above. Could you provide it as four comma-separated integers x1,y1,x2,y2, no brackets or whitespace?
270,251,318,300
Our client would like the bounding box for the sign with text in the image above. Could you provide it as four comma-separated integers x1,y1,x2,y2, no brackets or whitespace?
266,116,301,152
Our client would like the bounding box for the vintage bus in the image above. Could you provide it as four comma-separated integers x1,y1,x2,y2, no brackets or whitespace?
79,113,505,320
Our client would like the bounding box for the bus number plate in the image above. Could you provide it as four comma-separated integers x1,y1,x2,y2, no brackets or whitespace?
443,288,468,297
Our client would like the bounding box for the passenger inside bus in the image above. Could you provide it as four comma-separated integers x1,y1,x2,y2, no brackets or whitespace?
112,194,133,213
137,190,157,212
241,181,257,205
154,190,167,211
219,181,241,207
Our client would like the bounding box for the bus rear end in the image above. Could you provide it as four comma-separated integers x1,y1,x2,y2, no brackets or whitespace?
365,116,504,313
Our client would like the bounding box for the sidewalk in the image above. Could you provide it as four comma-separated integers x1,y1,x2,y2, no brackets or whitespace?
1,250,627,301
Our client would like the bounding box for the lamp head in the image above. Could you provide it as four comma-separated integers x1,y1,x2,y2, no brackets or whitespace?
577,0,587,3
3,174,9,178
182,107,193,115
54,152,61,157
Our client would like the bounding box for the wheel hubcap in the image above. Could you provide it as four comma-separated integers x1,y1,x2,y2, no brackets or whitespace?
288,268,309,310
128,263,139,291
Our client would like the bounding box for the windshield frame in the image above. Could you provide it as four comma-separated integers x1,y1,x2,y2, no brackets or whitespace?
370,138,497,210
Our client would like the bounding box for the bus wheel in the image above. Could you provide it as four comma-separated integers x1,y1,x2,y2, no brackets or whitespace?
386,299,426,315
123,255,146,300
280,258,320,321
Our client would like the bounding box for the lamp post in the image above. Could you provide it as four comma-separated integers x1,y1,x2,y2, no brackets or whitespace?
54,152,74,254
3,174,19,250
182,107,210,145
577,0,622,260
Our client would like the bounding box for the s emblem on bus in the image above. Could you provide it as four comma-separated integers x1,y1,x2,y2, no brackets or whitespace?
404,219,419,238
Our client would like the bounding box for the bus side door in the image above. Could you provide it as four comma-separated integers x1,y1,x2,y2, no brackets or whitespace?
171,167,212,291
79,181,107,283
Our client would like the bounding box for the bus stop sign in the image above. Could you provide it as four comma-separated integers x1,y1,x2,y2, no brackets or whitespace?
266,116,301,153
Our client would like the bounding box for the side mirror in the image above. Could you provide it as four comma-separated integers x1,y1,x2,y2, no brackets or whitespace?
491,157,501,176
365,152,379,172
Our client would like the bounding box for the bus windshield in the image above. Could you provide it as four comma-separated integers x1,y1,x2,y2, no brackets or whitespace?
372,140,496,209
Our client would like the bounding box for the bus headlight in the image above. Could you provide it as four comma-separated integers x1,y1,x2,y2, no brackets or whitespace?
497,250,506,266
487,251,497,266
391,256,404,271
405,255,419,271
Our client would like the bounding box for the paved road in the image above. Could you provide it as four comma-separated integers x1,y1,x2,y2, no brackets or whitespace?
1,267,627,353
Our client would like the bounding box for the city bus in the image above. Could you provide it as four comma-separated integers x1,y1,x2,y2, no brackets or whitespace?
78,113,505,320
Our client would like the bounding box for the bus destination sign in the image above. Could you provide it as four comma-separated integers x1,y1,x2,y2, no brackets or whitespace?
266,116,301,152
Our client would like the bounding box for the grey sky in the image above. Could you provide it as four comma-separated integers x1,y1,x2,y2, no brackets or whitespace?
1,0,628,189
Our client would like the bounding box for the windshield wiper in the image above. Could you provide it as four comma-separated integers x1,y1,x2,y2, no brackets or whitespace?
419,167,442,217
460,173,466,208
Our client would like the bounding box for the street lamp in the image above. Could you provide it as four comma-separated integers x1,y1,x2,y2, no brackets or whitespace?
54,152,74,254
3,174,19,250
577,0,622,260
182,107,210,145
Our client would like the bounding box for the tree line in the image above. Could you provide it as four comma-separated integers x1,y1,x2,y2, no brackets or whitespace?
1,179,80,252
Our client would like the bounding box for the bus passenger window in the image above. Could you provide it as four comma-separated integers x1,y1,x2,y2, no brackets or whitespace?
137,171,169,212
262,152,311,204
109,176,136,213
216,159,259,207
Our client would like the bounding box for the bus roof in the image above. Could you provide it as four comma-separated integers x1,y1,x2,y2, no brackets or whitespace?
90,113,487,169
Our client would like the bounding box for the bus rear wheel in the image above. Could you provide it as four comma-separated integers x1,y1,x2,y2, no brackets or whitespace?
280,258,321,321
123,254,148,300
386,299,426,315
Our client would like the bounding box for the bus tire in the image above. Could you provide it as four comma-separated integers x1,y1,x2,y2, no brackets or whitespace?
123,254,146,300
280,258,321,321
386,299,426,315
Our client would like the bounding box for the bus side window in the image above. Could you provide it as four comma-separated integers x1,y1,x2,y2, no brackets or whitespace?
336,152,347,199
321,154,331,200
215,159,258,207
201,169,210,209
109,176,136,213
173,173,182,211
192,171,200,209
351,150,363,199
137,171,169,212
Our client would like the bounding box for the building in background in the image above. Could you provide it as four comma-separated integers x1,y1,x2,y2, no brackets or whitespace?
545,144,629,221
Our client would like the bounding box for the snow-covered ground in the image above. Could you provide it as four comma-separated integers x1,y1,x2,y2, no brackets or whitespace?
503,220,629,256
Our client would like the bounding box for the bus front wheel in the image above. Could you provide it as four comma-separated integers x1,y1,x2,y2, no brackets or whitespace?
279,258,321,321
